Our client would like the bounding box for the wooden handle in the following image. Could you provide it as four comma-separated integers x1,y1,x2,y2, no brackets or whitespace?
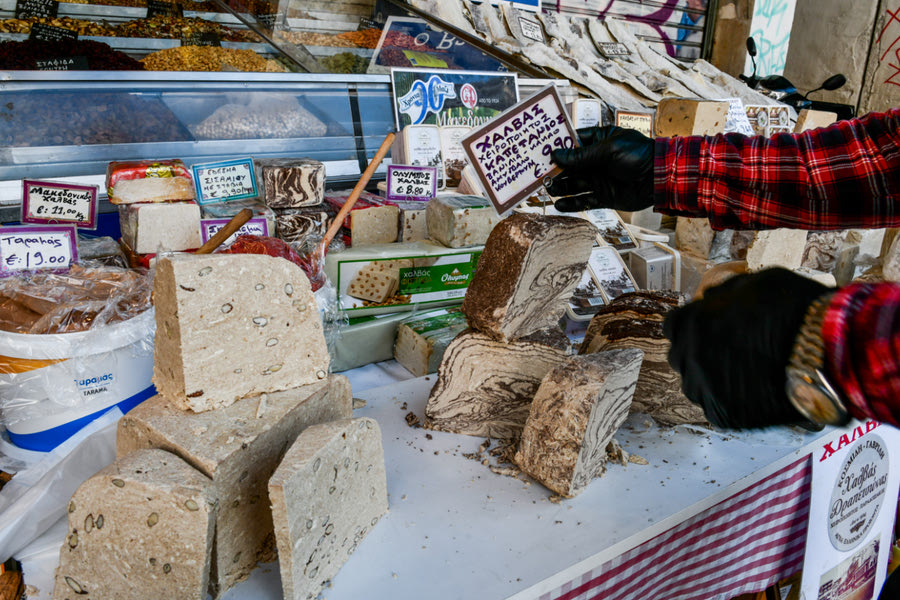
317,132,396,255
195,208,253,254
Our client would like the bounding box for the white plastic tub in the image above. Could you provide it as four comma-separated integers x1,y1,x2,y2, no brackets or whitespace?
0,309,156,452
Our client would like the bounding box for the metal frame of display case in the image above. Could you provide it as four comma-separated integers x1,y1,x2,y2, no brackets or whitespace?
0,71,399,220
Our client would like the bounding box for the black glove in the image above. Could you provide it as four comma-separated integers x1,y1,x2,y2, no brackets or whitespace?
662,268,831,429
548,126,655,213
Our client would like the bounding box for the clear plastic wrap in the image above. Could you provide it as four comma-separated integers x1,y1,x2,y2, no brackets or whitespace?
0,266,155,451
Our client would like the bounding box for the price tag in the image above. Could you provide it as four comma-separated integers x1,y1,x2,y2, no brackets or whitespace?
596,42,631,57
386,165,437,201
181,31,221,47
21,180,98,229
462,84,577,216
518,16,543,43
29,23,77,42
255,12,277,30
147,0,183,17
15,0,58,19
191,158,258,205
615,110,654,138
34,56,90,71
200,217,269,246
0,225,78,276
358,17,380,30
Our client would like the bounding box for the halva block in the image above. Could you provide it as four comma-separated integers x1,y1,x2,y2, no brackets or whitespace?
426,194,501,248
394,308,468,377
462,213,596,342
515,350,643,498
52,449,215,600
117,376,352,597
256,158,325,209
424,328,570,440
269,418,388,600
106,159,195,205
152,253,329,412
118,200,201,254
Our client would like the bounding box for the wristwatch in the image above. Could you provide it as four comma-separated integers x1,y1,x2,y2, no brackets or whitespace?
784,292,851,428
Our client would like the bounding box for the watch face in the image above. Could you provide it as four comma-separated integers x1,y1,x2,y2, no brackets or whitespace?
786,371,847,426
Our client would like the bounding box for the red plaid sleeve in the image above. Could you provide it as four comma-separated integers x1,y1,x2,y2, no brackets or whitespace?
654,108,900,230
822,283,900,426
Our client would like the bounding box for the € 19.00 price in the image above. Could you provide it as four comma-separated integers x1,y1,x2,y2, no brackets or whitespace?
4,250,68,269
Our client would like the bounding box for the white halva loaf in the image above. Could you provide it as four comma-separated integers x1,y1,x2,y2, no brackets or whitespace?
269,417,388,600
426,194,501,248
152,253,330,412
515,350,644,498
52,449,215,600
117,376,352,597
424,328,570,440
461,212,596,342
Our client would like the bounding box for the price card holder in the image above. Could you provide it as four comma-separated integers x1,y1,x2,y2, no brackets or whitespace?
191,158,258,205
0,225,78,276
29,23,77,42
34,56,90,70
146,0,183,18
21,180,98,229
15,0,58,19
200,217,269,247
386,165,437,201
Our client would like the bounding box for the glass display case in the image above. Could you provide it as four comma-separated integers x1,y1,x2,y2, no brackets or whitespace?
0,71,397,217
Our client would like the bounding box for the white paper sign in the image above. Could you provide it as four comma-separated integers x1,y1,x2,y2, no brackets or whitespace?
800,420,900,600
587,246,637,301
386,165,437,201
200,217,269,247
0,225,78,275
719,98,755,136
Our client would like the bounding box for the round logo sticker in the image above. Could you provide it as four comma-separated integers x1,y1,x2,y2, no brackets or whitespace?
828,434,890,551
460,83,477,109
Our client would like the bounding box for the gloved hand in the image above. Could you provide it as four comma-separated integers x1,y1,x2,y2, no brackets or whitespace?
548,126,655,212
662,268,832,429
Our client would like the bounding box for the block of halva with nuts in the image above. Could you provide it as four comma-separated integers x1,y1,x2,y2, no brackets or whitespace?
426,194,502,248
117,375,352,597
152,253,330,412
52,449,215,600
269,417,388,600
514,350,643,498
461,212,596,342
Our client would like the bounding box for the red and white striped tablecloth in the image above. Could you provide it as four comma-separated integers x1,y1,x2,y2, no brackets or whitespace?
541,456,812,600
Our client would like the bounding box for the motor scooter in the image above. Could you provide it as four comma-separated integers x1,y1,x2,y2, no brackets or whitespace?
739,37,855,120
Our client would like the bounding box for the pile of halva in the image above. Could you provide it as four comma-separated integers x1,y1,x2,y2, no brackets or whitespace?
425,212,646,497
53,253,388,600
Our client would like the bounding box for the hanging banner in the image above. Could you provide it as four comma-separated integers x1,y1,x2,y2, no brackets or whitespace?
800,420,900,600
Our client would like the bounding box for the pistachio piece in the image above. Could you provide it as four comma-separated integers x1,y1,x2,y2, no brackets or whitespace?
147,512,159,528
163,563,172,574
96,515,104,529
67,532,78,548
65,576,86,594
84,514,94,533
111,479,125,488
68,500,76,513
199,266,213,276
252,316,268,327
185,499,199,511
284,283,293,296
221,303,233,313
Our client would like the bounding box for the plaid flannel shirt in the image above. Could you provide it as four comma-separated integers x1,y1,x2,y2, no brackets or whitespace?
655,108,900,425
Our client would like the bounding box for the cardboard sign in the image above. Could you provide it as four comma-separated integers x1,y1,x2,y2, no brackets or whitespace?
391,68,518,129
34,56,89,71
15,0,58,19
29,23,76,42
587,245,637,301
386,165,437,201
200,217,269,246
615,110,654,138
582,208,637,251
799,422,900,600
462,84,577,216
146,0,183,18
21,180,98,229
518,16,544,42
595,42,631,57
191,158,258,205
0,225,78,276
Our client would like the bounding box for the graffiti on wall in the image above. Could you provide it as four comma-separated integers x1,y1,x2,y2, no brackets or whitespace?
745,0,797,76
875,4,900,88
552,0,708,59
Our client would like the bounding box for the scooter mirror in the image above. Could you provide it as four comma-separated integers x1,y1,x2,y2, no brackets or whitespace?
822,74,846,91
746,37,757,57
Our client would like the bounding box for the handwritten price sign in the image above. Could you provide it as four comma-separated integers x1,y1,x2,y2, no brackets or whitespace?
192,158,258,205
200,217,269,246
462,85,576,216
0,225,78,276
386,165,437,201
22,179,98,228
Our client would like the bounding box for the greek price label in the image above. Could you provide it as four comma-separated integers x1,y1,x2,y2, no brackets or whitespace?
192,158,258,204
0,225,78,276
29,23,76,42
21,179,98,228
15,0,58,19
386,165,437,201
200,217,269,246
518,16,543,42
146,0,183,18
596,42,631,57
34,56,89,70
